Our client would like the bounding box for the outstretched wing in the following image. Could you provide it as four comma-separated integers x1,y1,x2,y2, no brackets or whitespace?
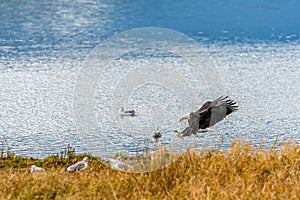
197,100,212,114
197,96,238,129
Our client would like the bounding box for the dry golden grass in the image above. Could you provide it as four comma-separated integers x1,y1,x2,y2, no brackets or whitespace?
1,140,300,200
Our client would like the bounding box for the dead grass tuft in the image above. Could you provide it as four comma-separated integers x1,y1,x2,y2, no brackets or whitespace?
1,140,300,199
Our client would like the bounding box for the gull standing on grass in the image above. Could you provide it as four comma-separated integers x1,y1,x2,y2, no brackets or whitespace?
104,158,133,171
67,157,89,172
31,165,46,173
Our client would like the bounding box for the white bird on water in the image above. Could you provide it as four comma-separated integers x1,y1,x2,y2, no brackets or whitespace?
67,157,89,172
118,106,136,117
152,126,161,142
31,165,46,173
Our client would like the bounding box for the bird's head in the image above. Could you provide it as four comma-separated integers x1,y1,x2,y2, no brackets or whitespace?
30,165,37,173
83,157,89,162
179,113,191,122
118,106,124,113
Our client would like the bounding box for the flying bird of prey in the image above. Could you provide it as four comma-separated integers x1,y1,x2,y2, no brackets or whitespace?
67,157,89,172
176,96,238,138
118,106,136,117
30,165,46,173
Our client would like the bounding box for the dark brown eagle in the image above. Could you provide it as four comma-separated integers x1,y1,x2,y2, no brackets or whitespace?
176,96,238,138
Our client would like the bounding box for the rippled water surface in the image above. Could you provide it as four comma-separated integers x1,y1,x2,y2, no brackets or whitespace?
0,1,300,158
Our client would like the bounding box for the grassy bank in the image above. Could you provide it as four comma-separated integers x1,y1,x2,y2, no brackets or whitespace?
1,140,300,199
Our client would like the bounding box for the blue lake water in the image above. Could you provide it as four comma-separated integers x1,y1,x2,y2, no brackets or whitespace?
0,1,300,160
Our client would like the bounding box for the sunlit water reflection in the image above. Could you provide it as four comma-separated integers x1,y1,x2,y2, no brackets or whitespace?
0,43,299,158
1,1,300,159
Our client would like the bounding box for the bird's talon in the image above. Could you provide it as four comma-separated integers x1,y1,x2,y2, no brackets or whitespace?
175,130,183,138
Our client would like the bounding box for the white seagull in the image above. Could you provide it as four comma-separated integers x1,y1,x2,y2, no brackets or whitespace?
31,165,46,173
67,157,89,172
104,158,133,171
118,106,136,117
152,126,161,142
